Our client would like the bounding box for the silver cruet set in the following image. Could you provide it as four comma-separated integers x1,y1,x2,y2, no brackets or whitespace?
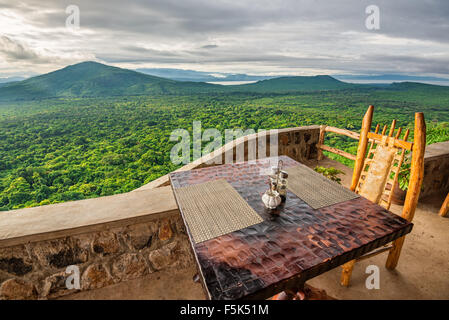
262,159,289,212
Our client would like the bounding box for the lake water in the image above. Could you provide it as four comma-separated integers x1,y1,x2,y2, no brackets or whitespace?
207,81,258,85
209,79,449,87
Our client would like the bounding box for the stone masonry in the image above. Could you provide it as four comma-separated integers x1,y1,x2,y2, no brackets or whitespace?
0,216,194,300
420,141,449,198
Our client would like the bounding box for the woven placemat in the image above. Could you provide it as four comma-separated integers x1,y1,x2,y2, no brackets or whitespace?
286,165,359,209
174,179,263,244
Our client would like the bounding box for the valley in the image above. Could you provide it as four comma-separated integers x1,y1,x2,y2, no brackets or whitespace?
0,62,448,210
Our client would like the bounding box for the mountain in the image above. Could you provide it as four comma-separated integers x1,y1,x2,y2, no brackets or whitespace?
388,81,449,91
3,61,447,102
136,69,449,85
0,61,217,101
0,62,360,101
0,77,28,89
0,76,27,84
136,67,273,82
335,74,449,83
232,75,355,92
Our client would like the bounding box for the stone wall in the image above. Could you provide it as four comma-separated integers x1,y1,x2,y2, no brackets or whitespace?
0,215,193,300
420,141,449,198
278,126,320,162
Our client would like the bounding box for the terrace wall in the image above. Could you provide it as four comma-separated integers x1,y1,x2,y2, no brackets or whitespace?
420,141,449,198
0,188,193,300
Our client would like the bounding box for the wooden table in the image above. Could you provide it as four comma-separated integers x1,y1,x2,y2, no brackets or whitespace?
170,156,413,300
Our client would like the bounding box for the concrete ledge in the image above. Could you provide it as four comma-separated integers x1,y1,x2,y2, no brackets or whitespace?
424,140,449,159
0,186,179,248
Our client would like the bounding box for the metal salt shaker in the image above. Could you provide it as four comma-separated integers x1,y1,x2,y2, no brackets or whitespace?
278,171,288,203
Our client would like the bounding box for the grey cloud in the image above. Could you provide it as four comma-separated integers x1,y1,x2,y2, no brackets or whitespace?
361,54,449,75
0,36,40,61
96,47,449,76
4,0,437,39
201,45,218,49
121,46,180,57
1,0,449,76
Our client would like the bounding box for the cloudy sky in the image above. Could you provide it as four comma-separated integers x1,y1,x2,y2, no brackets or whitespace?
1,0,449,78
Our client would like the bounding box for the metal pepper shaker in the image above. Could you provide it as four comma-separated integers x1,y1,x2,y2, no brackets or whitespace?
278,170,288,203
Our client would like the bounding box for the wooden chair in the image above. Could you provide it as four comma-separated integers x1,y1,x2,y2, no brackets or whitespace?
339,105,426,286
439,193,449,217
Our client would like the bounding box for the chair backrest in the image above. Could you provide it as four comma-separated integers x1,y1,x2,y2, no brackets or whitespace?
351,106,426,222
355,120,411,209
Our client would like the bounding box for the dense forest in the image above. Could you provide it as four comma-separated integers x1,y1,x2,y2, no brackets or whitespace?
0,63,448,211
1,90,448,211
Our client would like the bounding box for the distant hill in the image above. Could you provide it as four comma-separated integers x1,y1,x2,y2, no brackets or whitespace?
0,62,360,101
0,61,217,101
136,67,273,82
2,61,448,101
389,81,449,89
0,76,27,84
335,74,449,82
232,75,355,92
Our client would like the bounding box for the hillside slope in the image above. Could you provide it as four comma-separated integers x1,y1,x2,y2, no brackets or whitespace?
232,75,355,92
2,62,449,101
0,61,217,101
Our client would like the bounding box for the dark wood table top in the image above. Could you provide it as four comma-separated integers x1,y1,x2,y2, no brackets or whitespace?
170,156,413,300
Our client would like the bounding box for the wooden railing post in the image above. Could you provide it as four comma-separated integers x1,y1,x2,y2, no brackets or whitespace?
386,112,426,269
317,125,327,160
350,105,374,191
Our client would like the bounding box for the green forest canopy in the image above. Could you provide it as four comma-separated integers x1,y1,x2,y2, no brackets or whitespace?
0,87,448,211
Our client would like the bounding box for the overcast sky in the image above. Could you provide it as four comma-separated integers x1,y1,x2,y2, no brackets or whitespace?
1,0,449,78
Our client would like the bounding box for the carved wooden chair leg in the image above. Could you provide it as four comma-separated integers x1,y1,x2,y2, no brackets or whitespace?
387,113,426,269
340,259,356,287
439,193,449,217
385,236,405,269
